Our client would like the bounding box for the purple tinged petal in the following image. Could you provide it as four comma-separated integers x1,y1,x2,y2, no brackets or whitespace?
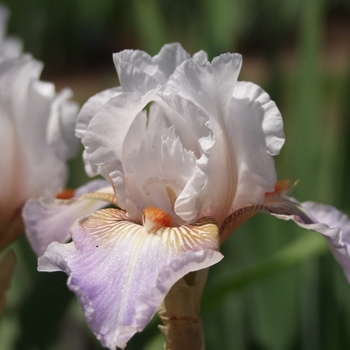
265,194,350,282
38,208,222,349
24,180,112,256
300,202,350,282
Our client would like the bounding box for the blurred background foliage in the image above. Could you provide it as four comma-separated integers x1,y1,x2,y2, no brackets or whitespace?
1,0,350,349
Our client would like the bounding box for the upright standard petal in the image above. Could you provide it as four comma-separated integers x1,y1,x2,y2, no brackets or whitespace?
39,207,223,349
75,87,122,139
113,43,190,94
82,89,159,216
227,81,284,212
46,88,80,160
0,55,79,241
165,54,243,224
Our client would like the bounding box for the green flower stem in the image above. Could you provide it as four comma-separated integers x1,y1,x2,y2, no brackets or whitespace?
0,211,24,253
157,269,209,350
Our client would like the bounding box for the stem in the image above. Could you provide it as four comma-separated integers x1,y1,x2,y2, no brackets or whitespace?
157,268,209,350
0,210,24,252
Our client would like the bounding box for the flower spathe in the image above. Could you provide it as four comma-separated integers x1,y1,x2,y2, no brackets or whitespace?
26,43,350,350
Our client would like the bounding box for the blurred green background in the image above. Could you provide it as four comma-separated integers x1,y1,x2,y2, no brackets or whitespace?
1,0,350,349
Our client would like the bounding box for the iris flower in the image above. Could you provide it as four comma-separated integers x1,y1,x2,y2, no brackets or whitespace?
0,5,80,319
0,54,79,249
25,43,350,350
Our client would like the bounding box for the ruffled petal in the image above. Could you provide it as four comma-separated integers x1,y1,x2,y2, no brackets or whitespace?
83,89,159,167
232,81,284,156
113,43,190,94
227,81,284,212
75,87,122,139
122,97,215,224
20,78,68,199
0,56,54,226
152,43,190,81
113,50,162,94
274,201,350,282
24,180,112,256
301,202,350,281
82,89,160,214
192,50,208,64
165,53,242,118
261,188,350,282
164,54,243,224
0,55,78,236
154,96,214,223
38,208,222,349
46,88,80,160
124,126,199,223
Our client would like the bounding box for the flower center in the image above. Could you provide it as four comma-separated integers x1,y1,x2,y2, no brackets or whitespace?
56,189,75,200
142,207,173,232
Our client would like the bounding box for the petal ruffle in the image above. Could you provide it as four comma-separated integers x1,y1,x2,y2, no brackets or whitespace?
75,87,122,139
38,208,222,349
153,98,214,222
124,126,199,222
113,43,190,94
262,191,350,282
164,54,243,224
24,180,112,256
227,81,284,212
123,98,214,224
300,202,350,281
275,202,350,282
46,88,80,160
0,55,78,236
165,53,242,119
152,43,190,81
82,89,160,215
